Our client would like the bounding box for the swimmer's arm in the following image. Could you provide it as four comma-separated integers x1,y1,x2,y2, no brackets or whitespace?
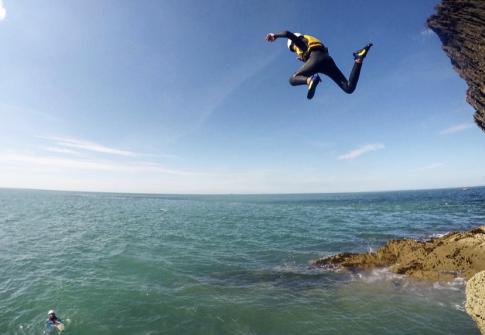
55,321,65,331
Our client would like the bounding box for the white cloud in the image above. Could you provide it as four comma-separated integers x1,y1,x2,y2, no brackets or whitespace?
0,1,6,21
39,136,136,157
440,123,473,135
338,143,385,160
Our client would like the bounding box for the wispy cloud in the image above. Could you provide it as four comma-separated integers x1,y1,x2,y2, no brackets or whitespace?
0,1,6,21
40,136,136,157
418,162,444,171
43,147,82,155
338,143,385,160
440,123,473,135
0,152,200,176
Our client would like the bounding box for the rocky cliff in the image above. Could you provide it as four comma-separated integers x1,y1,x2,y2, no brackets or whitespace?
427,0,485,132
466,271,485,335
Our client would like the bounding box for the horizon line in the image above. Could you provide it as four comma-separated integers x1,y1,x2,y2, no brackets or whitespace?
1,185,483,197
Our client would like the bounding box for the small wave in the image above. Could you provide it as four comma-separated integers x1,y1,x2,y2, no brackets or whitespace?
272,263,303,274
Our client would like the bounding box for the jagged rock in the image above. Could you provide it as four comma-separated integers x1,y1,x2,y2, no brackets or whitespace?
466,271,485,334
313,225,485,281
427,0,485,132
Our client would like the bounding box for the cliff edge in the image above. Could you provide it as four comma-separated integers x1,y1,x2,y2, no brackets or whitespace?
427,0,485,132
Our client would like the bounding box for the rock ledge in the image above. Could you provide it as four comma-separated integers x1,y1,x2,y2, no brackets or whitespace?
313,226,485,281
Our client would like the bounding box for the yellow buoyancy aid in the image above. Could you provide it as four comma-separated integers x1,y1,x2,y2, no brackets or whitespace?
293,35,326,61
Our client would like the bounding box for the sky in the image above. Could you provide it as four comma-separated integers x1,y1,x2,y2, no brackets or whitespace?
0,0,484,194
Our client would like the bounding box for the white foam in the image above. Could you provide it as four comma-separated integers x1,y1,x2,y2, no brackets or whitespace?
432,277,465,291
454,303,466,312
354,268,404,283
433,282,458,291
429,231,450,239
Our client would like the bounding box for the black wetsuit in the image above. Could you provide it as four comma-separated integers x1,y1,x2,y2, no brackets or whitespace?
274,31,362,94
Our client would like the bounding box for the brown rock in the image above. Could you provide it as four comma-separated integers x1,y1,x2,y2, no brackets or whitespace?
466,271,485,334
427,0,485,133
313,225,485,281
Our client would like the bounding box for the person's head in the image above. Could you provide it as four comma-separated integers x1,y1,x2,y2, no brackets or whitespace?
48,310,57,320
287,33,302,52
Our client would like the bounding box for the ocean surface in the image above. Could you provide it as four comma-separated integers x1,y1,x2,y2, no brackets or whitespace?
1,187,485,335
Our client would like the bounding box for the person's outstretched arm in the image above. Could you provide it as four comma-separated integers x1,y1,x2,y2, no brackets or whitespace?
265,31,307,51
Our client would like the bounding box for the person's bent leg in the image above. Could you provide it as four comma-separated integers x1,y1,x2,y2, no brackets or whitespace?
289,55,320,86
289,74,308,86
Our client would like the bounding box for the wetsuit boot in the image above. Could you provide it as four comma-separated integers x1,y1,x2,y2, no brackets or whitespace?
353,43,373,61
307,74,321,100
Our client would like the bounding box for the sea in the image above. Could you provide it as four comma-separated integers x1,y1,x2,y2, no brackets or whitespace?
1,187,484,335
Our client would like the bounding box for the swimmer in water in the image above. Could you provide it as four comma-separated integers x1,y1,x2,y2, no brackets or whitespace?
46,310,64,332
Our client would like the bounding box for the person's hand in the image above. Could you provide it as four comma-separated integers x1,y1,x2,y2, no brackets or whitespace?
265,33,276,42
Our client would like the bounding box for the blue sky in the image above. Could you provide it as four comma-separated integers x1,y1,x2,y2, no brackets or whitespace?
0,0,484,194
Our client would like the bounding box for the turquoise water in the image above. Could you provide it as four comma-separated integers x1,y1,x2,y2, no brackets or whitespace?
1,187,484,334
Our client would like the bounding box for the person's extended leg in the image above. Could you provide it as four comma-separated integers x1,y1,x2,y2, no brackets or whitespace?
320,43,372,94
321,55,361,94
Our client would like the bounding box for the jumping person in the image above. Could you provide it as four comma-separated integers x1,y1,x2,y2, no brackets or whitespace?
265,31,372,99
